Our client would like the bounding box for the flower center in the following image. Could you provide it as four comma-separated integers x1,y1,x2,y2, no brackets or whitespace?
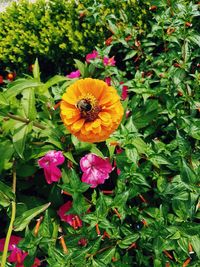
76,94,101,122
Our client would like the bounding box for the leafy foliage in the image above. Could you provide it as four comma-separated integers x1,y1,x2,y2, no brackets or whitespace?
0,0,200,266
0,0,149,77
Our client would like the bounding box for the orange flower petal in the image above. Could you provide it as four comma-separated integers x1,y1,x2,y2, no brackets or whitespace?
71,118,85,132
60,78,123,143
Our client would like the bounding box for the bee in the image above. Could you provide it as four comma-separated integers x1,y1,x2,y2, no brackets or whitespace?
76,99,92,112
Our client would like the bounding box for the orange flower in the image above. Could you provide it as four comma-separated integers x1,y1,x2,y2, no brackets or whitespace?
60,78,124,143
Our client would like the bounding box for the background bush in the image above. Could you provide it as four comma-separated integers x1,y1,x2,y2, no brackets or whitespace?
0,0,149,77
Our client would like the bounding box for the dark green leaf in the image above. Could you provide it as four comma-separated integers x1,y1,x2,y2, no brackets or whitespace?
21,88,37,120
118,234,139,249
5,78,42,99
181,159,198,184
0,181,15,207
32,58,40,81
14,202,51,231
13,122,31,158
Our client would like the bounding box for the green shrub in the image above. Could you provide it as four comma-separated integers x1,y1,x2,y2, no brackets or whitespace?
0,0,150,77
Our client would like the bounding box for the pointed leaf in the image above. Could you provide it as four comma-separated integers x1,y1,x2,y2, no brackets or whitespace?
33,58,40,81
14,202,51,231
0,181,15,207
98,247,116,264
5,78,43,99
44,75,67,89
181,159,198,183
21,88,37,120
13,122,31,158
74,59,86,77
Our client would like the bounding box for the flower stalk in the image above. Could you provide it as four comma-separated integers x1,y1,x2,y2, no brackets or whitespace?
6,113,46,130
1,162,17,267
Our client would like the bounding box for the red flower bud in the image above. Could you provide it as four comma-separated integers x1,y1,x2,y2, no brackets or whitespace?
149,5,157,11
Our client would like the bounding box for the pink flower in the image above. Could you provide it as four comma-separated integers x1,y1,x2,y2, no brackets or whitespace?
105,77,111,86
86,50,98,63
67,70,81,79
78,238,88,246
57,201,82,229
120,82,128,100
80,153,112,188
103,56,116,66
38,150,65,184
0,236,40,267
0,75,4,84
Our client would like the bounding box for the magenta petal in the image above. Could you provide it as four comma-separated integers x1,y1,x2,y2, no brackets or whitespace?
38,150,64,184
57,201,82,227
0,236,22,251
54,151,65,165
105,77,111,86
67,70,80,79
47,150,65,165
121,85,128,100
57,201,72,222
93,157,112,173
38,156,48,168
8,249,26,263
38,150,65,168
86,50,98,63
81,168,109,188
44,166,61,184
80,153,112,188
32,257,41,267
80,154,94,172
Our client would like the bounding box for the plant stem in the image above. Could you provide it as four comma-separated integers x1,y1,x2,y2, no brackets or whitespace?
1,162,17,267
6,113,46,130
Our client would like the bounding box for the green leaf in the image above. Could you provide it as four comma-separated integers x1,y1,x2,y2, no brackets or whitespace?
132,100,159,129
113,191,129,207
176,130,190,157
132,137,148,154
0,140,14,173
14,202,51,231
74,59,87,77
13,122,31,158
172,199,189,220
130,173,150,188
124,50,137,60
118,233,139,249
32,58,40,81
125,147,139,164
0,181,15,207
39,210,54,238
191,235,200,258
181,159,198,184
89,237,102,254
24,253,36,267
149,155,173,168
71,135,92,153
188,34,200,47
44,75,67,89
73,193,89,214
0,93,8,106
154,259,162,267
63,151,77,165
97,247,116,264
21,88,37,120
96,193,108,219
90,145,105,158
92,259,107,267
108,20,118,34
4,78,42,99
